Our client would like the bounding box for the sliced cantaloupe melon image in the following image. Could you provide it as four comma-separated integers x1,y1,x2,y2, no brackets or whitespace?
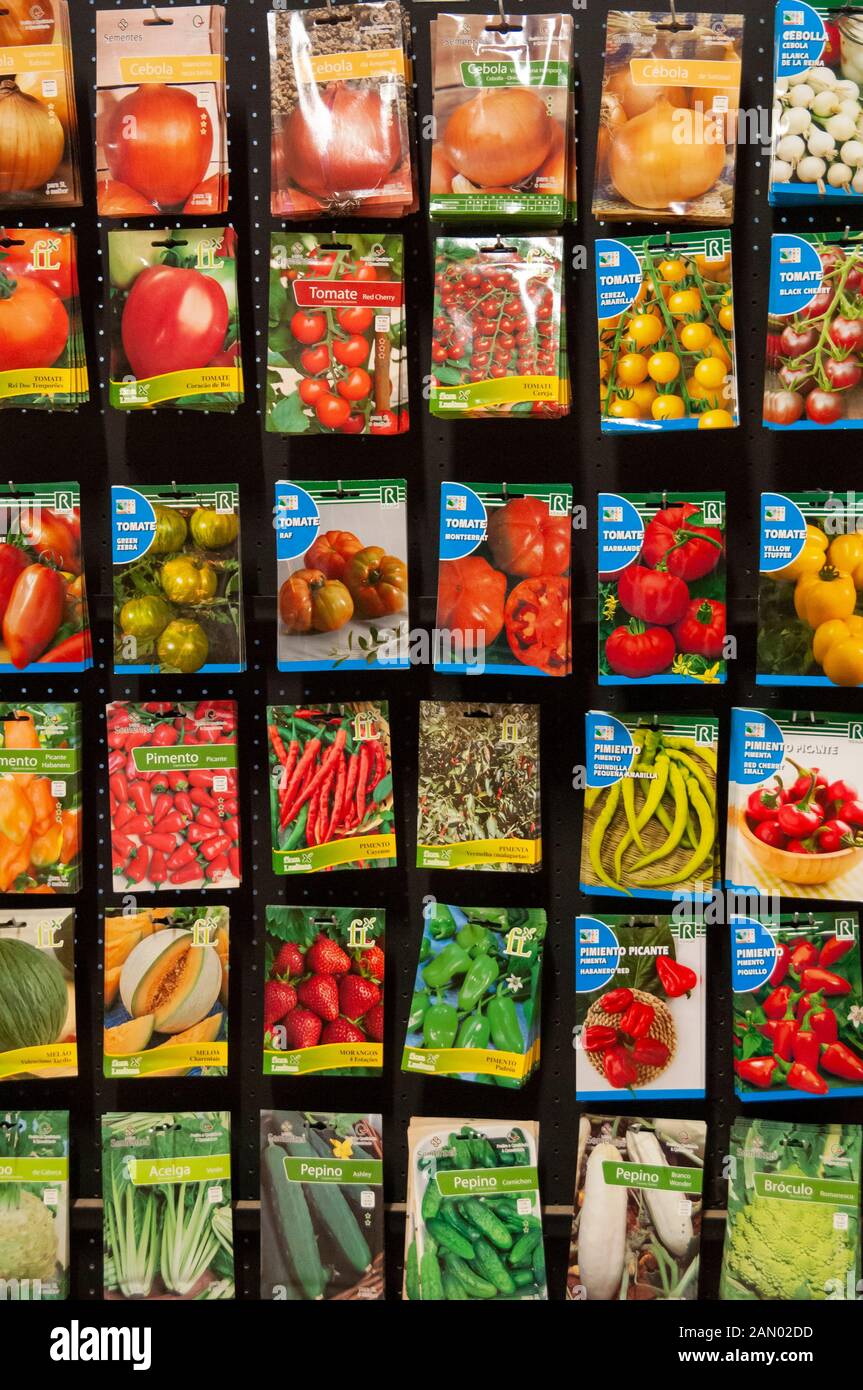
104,1013,155,1055
144,1011,224,1077
104,965,122,1009
120,927,222,1033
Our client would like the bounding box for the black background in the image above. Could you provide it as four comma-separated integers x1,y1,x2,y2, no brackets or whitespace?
3,0,861,1319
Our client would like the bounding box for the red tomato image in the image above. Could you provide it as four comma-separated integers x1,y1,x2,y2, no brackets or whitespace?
504,575,570,675
0,277,68,370
121,265,229,380
436,555,506,646
486,495,570,577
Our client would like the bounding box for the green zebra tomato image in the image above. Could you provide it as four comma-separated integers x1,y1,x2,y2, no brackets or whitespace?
156,619,209,673
190,508,239,550
119,595,172,640
159,557,218,605
150,505,188,555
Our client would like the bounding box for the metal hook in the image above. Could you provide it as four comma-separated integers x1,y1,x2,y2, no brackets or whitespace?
665,229,672,251
336,479,343,498
6,481,14,494
497,0,506,22
502,481,508,500
668,0,678,25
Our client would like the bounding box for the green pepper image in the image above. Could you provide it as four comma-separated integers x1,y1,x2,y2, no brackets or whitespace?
456,1014,490,1049
457,952,499,1012
408,990,429,1033
487,992,524,1054
423,942,471,991
423,1000,458,1049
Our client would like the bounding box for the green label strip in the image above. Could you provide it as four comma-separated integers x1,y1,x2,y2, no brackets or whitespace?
0,1157,68,1182
105,1041,227,1077
0,1043,77,1076
274,833,396,874
132,745,236,772
264,1041,382,1074
401,1043,534,1080
601,1161,703,1194
0,749,79,774
753,1173,859,1207
417,837,540,869
283,1156,383,1186
129,1153,230,1186
459,59,569,86
436,1165,538,1198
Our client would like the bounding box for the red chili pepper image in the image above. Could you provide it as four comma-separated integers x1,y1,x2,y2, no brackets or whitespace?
598,987,633,1015
603,1045,638,1090
655,955,697,998
619,1001,655,1039
582,1025,618,1053
821,1041,863,1083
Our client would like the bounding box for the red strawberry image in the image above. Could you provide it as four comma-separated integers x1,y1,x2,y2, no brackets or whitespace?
364,1002,384,1042
297,973,339,1022
321,1018,366,1044
264,980,297,1030
271,941,305,979
357,944,385,983
339,974,381,1021
306,934,350,976
281,1007,322,1050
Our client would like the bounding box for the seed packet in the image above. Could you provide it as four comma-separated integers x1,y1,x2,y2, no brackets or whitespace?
597,232,737,431
0,482,90,669
757,490,863,685
107,227,242,412
95,5,227,217
575,916,706,1101
598,491,726,683
402,905,545,1088
435,482,572,677
0,703,81,894
266,233,408,436
260,1110,384,1301
764,233,863,429
275,478,408,671
721,1118,861,1301
580,710,719,901
268,2,415,220
0,1110,69,1300
429,12,573,226
0,1,81,209
263,907,384,1077
594,10,743,223
111,483,244,675
430,236,569,419
0,228,88,409
416,701,541,873
101,1111,234,1300
731,910,863,1101
404,1117,548,1301
267,703,395,874
103,905,228,1080
769,0,863,207
0,909,75,1080
107,700,240,893
569,1114,706,1301
726,707,863,904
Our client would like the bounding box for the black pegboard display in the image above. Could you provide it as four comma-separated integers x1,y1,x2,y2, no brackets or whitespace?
3,0,862,1308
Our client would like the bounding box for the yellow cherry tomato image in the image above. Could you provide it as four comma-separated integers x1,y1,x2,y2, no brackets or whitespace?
631,380,657,412
823,637,863,686
679,321,713,352
694,356,727,390
718,302,734,331
686,376,722,408
658,258,687,282
616,352,649,386
651,394,686,421
647,351,680,384
693,251,732,282
668,288,702,318
608,397,642,419
708,335,732,369
625,313,664,350
697,408,734,429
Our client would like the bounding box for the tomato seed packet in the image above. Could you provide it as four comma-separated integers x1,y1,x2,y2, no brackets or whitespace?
575,914,706,1101
0,228,88,410
764,233,863,430
268,3,415,220
260,1111,384,1302
597,231,738,431
103,904,228,1080
598,491,726,684
0,908,76,1081
266,233,407,435
0,703,81,894
0,1110,69,1300
769,0,863,207
401,904,545,1088
268,703,395,874
275,478,408,671
429,12,574,226
263,907,384,1077
758,490,863,685
0,482,90,671
730,910,863,1101
96,5,228,217
594,10,743,224
111,483,244,675
107,227,241,412
0,0,81,208
430,236,568,419
416,701,541,872
404,1117,548,1301
107,700,241,893
580,710,719,902
726,707,863,905
435,482,572,677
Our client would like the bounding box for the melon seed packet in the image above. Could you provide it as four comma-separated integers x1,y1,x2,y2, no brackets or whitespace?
0,481,90,670
260,1111,384,1301
435,482,572,676
404,1117,548,1301
275,478,408,671
598,491,726,684
0,910,76,1081
401,905,545,1087
103,905,228,1080
266,233,408,435
267,703,395,873
0,703,82,895
0,229,88,410
111,483,244,675
0,1110,69,1300
263,907,384,1077
416,701,541,872
107,227,241,411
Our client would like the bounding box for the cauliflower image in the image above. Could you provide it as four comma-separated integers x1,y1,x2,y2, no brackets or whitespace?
0,1190,57,1281
726,1184,853,1301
